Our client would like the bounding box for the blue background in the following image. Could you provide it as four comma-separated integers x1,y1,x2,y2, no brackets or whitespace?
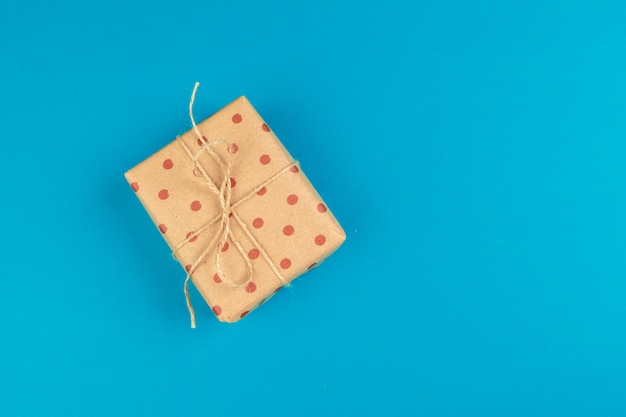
1,1,625,415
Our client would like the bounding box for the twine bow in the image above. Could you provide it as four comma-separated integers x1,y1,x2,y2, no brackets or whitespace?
173,83,295,328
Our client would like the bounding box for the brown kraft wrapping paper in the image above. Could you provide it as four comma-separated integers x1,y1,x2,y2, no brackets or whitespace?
125,95,346,324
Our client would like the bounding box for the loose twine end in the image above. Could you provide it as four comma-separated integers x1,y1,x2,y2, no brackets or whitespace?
184,276,196,329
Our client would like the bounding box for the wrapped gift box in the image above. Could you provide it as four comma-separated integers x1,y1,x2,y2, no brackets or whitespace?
125,92,345,325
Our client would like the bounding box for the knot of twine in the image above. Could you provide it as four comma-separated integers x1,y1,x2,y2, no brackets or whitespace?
173,83,296,328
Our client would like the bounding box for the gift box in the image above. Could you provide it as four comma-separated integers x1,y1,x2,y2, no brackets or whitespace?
125,87,345,326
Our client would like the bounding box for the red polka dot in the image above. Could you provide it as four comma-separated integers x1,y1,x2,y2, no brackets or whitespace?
317,203,327,213
315,235,326,246
230,177,237,188
190,200,202,211
287,194,298,205
213,273,222,283
290,166,299,173
252,217,264,228
185,264,192,272
162,159,173,169
197,136,208,146
245,282,257,293
186,231,198,243
158,189,169,200
130,182,139,192
280,258,292,269
229,143,239,153
248,248,260,259
308,263,317,270
259,154,271,165
283,225,294,236
220,242,229,252
212,305,222,315
261,123,270,132
232,113,242,123
158,224,167,234
240,311,249,318
192,168,201,177
257,187,267,196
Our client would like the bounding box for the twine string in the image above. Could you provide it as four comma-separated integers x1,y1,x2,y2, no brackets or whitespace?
174,83,295,328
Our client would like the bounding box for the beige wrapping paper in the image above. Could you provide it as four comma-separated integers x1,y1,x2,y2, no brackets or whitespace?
125,95,345,324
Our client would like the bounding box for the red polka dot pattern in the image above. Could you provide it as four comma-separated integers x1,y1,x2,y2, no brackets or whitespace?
280,258,292,269
283,225,294,236
245,282,257,293
257,187,267,196
158,189,169,200
259,154,271,165
287,194,298,205
186,231,198,243
131,182,139,192
212,306,222,315
213,273,222,283
163,159,174,169
261,123,270,132
229,143,239,153
315,235,326,246
240,311,249,318
290,166,299,173
248,248,260,259
252,217,264,228
317,203,327,213
230,177,237,188
220,242,229,252
232,113,242,123
190,200,202,211
185,264,192,272
158,224,167,234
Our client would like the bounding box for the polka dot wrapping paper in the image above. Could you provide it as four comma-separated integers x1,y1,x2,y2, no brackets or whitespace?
124,96,346,325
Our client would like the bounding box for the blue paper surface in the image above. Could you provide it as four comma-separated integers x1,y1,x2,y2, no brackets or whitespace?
1,1,626,415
